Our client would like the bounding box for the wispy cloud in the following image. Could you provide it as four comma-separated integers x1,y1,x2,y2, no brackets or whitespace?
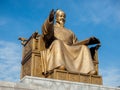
66,0,120,28
88,0,120,25
0,17,10,27
0,40,21,82
100,67,120,87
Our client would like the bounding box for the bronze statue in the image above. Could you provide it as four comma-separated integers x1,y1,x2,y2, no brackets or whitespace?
40,9,100,76
19,9,102,84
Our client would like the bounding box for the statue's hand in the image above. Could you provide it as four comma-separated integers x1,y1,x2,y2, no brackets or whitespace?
49,9,55,22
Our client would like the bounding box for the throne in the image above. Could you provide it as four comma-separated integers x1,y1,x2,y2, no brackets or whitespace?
19,32,102,85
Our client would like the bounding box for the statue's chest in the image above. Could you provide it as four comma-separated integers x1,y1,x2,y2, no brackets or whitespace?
54,28,73,44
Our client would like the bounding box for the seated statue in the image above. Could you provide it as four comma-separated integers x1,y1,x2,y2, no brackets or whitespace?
40,9,100,76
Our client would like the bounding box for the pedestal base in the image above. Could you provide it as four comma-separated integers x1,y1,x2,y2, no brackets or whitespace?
0,76,119,90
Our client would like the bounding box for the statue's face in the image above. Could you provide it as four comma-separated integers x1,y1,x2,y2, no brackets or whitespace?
56,11,66,27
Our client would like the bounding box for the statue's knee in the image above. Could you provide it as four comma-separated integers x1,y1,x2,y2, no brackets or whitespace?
81,45,88,49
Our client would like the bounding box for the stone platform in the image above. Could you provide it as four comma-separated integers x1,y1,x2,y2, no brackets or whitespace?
0,76,120,90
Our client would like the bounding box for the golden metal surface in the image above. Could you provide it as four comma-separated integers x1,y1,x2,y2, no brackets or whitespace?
20,9,102,85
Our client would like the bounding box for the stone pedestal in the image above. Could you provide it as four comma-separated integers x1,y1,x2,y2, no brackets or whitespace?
0,76,120,90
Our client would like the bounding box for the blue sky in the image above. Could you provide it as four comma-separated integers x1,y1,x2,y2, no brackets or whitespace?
0,0,120,87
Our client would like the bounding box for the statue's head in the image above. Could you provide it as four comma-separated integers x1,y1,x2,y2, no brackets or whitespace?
56,9,66,27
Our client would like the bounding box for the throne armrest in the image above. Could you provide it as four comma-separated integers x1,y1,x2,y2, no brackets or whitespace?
37,35,46,51
90,43,101,75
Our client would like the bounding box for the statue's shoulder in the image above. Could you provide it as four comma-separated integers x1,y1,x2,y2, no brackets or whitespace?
65,28,75,36
64,27,73,33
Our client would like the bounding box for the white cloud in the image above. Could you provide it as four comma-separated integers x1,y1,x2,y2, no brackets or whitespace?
100,67,120,87
67,0,120,28
0,40,22,82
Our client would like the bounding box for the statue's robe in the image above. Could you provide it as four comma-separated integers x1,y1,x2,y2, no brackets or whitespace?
41,19,95,74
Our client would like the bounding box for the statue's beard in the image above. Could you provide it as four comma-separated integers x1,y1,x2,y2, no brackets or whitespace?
56,19,65,27
59,21,64,26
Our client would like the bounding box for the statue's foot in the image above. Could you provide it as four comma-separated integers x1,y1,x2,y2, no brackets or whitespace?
42,70,53,77
58,65,66,70
89,70,97,75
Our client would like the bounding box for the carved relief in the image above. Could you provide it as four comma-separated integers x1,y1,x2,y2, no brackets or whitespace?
34,39,38,50
48,69,102,85
23,39,32,58
80,74,90,83
34,54,43,77
68,73,80,82
54,70,67,80
91,75,102,85
22,58,31,78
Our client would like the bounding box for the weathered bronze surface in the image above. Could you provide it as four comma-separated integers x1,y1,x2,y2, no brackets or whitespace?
20,9,102,85
41,9,100,75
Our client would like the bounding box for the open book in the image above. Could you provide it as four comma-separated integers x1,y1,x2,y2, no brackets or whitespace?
73,37,100,46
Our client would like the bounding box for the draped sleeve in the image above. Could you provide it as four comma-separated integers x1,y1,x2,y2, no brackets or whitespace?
42,18,55,48
72,33,78,44
42,18,54,37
